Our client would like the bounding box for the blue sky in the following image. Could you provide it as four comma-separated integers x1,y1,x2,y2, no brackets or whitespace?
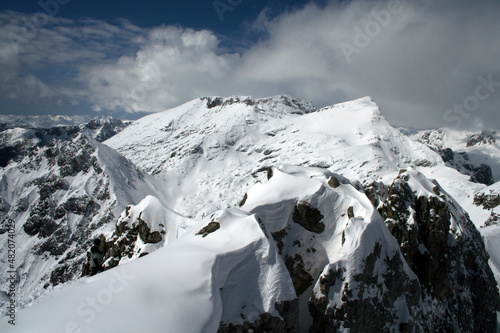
1,0,500,129
1,0,312,33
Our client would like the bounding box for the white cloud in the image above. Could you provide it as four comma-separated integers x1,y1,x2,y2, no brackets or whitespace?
1,1,500,129
76,26,240,112
235,0,500,129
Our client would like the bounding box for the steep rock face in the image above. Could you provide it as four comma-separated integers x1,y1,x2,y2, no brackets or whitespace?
309,241,421,332
366,170,500,332
0,134,168,315
438,148,494,185
243,165,422,332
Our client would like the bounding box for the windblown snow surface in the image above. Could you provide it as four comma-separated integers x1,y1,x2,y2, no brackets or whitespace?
0,95,498,331
0,208,295,333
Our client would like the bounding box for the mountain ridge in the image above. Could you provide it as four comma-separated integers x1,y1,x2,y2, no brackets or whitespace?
1,95,499,332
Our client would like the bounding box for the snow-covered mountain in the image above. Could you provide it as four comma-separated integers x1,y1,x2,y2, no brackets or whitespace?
0,133,180,316
0,116,129,167
1,95,499,332
105,96,441,220
406,128,499,184
0,114,93,130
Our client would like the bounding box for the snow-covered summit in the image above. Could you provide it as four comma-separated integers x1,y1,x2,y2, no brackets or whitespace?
105,95,443,221
2,94,499,331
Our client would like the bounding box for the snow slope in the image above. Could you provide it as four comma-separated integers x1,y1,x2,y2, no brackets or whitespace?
408,128,500,181
0,134,176,316
3,162,497,332
406,128,500,223
105,95,442,222
0,208,295,333
1,95,498,331
106,95,496,228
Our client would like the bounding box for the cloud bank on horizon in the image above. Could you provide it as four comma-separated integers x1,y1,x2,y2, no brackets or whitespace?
1,0,499,129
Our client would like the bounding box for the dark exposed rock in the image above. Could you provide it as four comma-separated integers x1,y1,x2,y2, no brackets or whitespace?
23,214,57,237
104,211,165,269
310,242,421,332
238,193,248,207
205,96,255,109
271,228,288,255
49,263,71,286
137,215,163,243
413,159,434,167
63,196,95,215
439,147,455,163
31,175,69,200
23,197,57,237
467,130,497,147
438,148,494,185
365,171,500,332
285,254,314,296
206,97,224,108
36,226,70,256
54,206,67,219
469,164,493,185
196,221,221,238
327,176,340,188
473,191,500,210
484,212,500,227
309,267,344,332
57,141,94,177
218,300,299,333
292,201,325,233
252,166,273,180
0,146,19,167
347,206,354,219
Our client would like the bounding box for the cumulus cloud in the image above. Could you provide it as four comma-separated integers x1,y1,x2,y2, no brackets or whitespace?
1,0,500,129
237,0,500,129
77,26,240,113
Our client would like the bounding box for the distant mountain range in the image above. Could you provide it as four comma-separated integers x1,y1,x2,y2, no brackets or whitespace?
0,96,498,332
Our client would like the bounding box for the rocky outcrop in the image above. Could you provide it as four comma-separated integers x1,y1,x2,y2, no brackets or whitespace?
485,212,500,227
438,148,494,185
218,300,299,333
366,171,500,332
292,201,325,233
0,116,127,167
103,199,168,269
309,242,421,332
467,130,497,147
196,221,220,237
474,191,500,210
